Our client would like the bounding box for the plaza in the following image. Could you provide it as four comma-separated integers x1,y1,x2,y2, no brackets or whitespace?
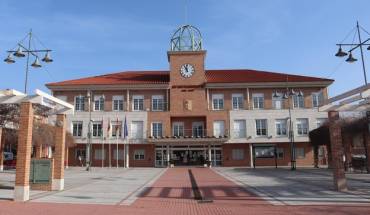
1,167,370,214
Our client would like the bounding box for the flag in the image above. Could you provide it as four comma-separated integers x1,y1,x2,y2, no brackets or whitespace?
107,118,111,138
116,117,120,137
123,116,128,139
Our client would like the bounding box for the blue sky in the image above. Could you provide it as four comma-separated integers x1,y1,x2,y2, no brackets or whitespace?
1,0,370,96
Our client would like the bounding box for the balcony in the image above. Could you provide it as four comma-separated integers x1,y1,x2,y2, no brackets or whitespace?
147,128,229,144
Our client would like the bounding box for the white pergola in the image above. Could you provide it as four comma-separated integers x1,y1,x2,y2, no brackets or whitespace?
0,89,74,114
320,84,370,113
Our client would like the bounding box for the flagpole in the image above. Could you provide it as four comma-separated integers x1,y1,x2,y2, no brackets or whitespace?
102,117,104,168
116,117,119,168
108,118,111,168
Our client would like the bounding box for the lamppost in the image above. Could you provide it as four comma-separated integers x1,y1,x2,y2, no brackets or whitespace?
86,91,92,171
335,21,370,85
4,29,53,94
273,87,303,170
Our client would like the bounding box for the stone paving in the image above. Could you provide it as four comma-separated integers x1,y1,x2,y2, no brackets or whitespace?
1,167,370,214
214,167,370,206
0,167,166,204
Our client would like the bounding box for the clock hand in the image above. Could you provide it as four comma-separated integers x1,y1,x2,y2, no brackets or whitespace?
185,65,189,73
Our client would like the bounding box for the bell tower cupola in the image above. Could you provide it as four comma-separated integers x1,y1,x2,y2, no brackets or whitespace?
168,25,207,86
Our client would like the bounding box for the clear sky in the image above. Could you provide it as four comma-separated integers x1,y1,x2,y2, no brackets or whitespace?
1,0,370,96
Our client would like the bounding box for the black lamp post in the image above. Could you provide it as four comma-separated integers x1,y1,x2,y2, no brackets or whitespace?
273,87,304,171
4,29,53,94
335,21,370,85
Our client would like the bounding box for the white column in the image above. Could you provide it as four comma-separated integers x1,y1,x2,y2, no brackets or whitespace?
126,90,130,111
166,145,170,167
208,144,212,167
125,144,130,168
249,143,253,168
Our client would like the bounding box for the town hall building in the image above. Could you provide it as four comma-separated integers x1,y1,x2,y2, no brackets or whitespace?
46,25,333,168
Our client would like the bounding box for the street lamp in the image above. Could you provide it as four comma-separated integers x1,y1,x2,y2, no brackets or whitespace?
86,91,92,171
3,29,53,94
273,87,304,171
335,21,370,85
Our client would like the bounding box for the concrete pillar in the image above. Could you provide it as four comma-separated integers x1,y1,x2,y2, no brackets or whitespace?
208,144,212,167
0,127,4,171
328,111,347,191
52,114,66,191
249,143,253,168
65,147,69,169
166,144,170,167
14,102,34,201
125,144,130,168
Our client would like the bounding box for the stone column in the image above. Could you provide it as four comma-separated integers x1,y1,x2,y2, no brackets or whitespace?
14,102,34,201
0,127,4,171
52,114,66,191
208,144,212,167
125,144,130,168
65,147,69,169
328,111,347,191
166,144,170,167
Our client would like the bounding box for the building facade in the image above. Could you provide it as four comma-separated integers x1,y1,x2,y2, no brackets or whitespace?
46,25,333,168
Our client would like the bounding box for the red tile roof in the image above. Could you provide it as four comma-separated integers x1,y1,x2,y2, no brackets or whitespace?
46,69,333,87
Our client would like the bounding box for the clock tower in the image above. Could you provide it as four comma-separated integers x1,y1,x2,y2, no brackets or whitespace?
168,25,208,114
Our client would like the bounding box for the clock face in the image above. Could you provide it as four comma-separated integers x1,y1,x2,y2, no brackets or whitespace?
180,64,195,78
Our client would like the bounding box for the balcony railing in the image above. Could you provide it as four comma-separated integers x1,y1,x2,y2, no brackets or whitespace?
148,128,230,140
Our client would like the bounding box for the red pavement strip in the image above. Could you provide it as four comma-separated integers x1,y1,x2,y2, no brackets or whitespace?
1,167,370,215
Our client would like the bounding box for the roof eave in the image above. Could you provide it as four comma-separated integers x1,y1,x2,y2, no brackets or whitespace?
205,81,334,88
46,83,170,91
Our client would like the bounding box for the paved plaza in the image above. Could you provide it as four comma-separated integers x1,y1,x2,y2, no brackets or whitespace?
215,167,370,205
1,167,370,214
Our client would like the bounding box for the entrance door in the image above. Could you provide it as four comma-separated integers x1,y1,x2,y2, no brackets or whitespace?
171,149,206,166
155,148,168,167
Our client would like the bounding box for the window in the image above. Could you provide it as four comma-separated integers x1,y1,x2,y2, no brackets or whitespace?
152,122,163,137
94,149,105,160
255,119,267,136
173,122,184,137
293,94,304,108
152,95,164,111
232,149,244,160
133,95,144,111
295,148,305,159
72,121,83,137
275,119,287,136
113,149,124,160
316,118,327,128
134,149,145,160
212,94,224,110
277,148,284,159
94,95,105,111
252,93,264,109
233,120,246,138
213,121,225,137
296,118,309,135
192,122,204,137
131,121,144,139
312,92,324,108
254,146,274,158
232,94,244,110
272,93,283,109
92,122,103,137
111,121,122,137
75,96,85,111
112,95,124,111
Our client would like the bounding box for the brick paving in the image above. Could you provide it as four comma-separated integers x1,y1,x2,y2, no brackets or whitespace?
1,167,370,214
